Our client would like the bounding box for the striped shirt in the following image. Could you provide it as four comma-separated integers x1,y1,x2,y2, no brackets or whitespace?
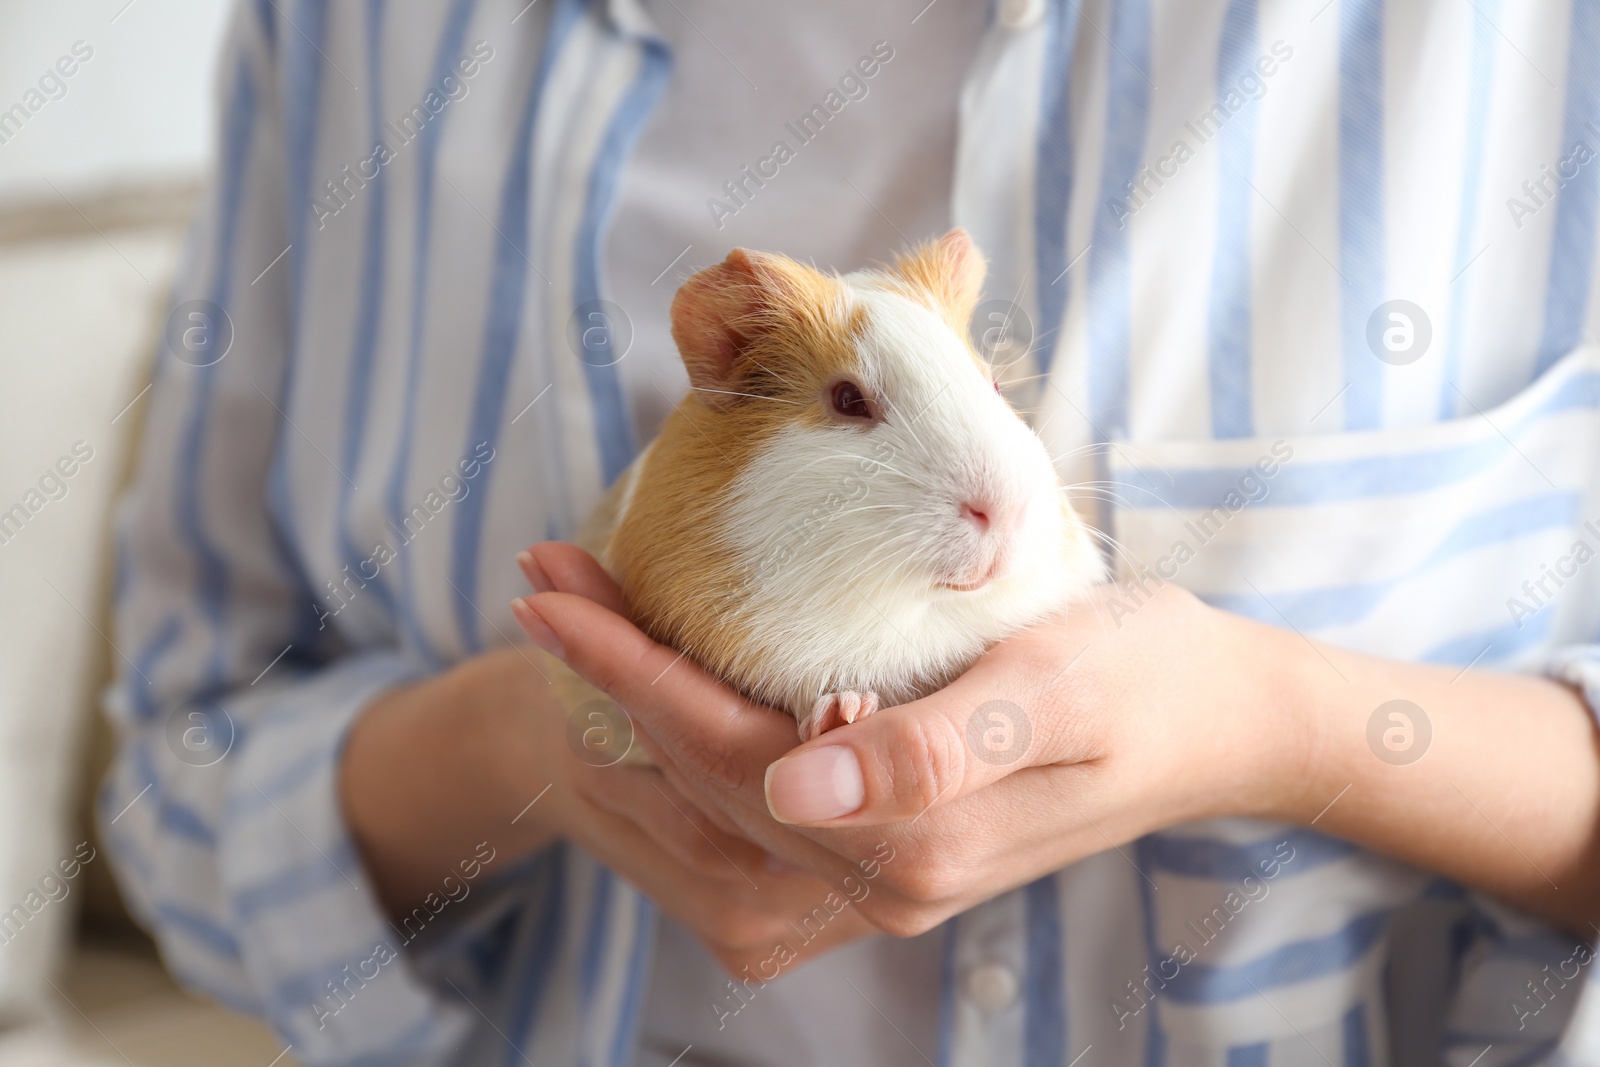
101,1,1600,1065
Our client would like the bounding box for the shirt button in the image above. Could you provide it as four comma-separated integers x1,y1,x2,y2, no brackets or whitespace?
964,963,1020,1012
998,0,1046,30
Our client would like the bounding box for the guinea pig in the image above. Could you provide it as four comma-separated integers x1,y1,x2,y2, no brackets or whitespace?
558,228,1105,743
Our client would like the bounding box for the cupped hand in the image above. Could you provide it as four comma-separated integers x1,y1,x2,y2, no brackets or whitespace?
511,542,1319,938
552,746,878,974
342,602,876,978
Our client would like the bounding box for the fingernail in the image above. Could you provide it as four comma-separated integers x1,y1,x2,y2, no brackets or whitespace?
765,746,864,824
516,551,554,593
510,598,564,660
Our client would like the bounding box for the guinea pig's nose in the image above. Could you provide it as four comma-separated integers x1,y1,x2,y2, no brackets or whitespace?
960,496,1028,536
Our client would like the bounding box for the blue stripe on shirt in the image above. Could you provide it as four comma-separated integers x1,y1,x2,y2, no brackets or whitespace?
1163,908,1391,1004
127,614,183,719
1135,837,1166,1067
266,0,334,605
609,894,656,1067
1115,369,1600,507
502,845,568,1067
1226,1044,1268,1067
1338,0,1387,431
1024,875,1066,1067
578,864,614,1066
1035,0,1083,377
234,840,367,920
1343,1001,1371,1067
385,0,479,668
571,34,672,485
451,0,584,650
1204,492,1582,630
170,55,258,694
1535,0,1600,375
1086,0,1153,442
157,901,244,959
1207,0,1262,439
1420,604,1555,665
937,915,958,1067
1142,828,1352,881
332,0,400,627
1438,0,1500,418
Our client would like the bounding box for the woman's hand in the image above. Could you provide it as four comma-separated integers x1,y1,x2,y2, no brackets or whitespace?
512,541,1600,939
339,619,877,975
509,543,1308,937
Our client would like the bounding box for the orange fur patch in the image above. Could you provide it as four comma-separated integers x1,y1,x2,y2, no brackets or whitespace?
888,228,987,336
605,251,862,699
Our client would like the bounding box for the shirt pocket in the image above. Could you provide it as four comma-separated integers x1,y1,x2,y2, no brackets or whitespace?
1104,347,1600,668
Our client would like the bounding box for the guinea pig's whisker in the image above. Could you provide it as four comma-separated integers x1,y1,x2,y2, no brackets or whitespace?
840,544,921,590
1100,441,1182,489
831,530,925,580
746,356,799,391
819,530,920,569
1069,478,1178,512
1066,485,1144,509
1078,525,1146,580
829,503,916,519
862,461,915,481
1046,442,1110,465
795,451,901,477
691,387,800,404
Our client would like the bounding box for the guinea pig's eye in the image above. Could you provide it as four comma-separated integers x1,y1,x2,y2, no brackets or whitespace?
993,378,1002,393
830,380,872,420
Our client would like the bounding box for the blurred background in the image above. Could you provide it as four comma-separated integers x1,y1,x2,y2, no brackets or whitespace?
0,3,294,1063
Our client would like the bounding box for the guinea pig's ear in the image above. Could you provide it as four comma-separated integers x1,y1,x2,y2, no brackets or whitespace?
894,227,987,330
670,248,805,406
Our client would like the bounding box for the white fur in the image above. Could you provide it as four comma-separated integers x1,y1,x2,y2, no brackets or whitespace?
716,278,1105,718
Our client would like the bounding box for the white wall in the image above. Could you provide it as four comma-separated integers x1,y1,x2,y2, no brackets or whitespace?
0,0,232,201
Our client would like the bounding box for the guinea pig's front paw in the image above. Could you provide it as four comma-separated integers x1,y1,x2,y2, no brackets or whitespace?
801,690,881,741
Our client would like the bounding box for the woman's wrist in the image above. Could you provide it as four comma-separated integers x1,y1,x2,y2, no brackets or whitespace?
1247,620,1600,932
339,645,565,918
1165,598,1337,828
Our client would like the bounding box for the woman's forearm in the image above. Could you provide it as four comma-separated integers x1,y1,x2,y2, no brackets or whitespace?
339,646,565,918
1279,635,1600,935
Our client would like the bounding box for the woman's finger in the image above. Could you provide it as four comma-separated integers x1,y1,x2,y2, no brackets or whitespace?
512,590,796,793
516,542,631,616
762,629,1092,826
576,762,770,883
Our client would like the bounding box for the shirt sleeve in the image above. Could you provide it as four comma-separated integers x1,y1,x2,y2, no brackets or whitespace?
1539,643,1600,1060
1549,645,1600,719
98,7,470,1063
